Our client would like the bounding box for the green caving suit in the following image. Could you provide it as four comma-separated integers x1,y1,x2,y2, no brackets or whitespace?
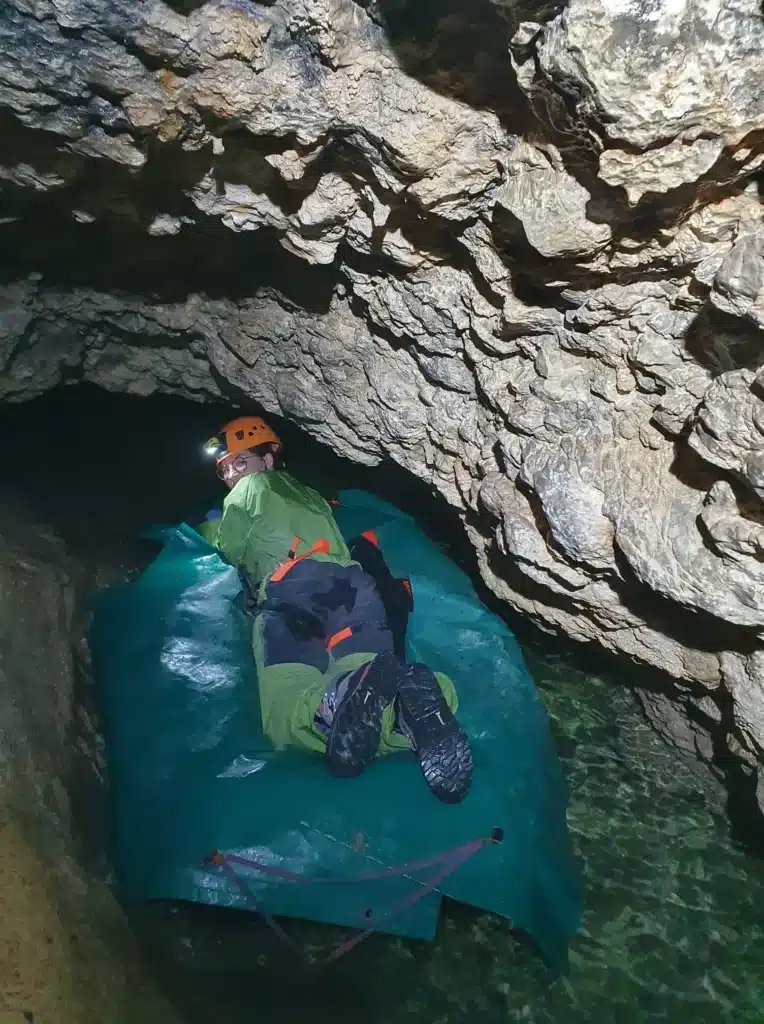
198,471,457,754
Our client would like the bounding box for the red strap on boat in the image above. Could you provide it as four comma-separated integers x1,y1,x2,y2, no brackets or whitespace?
205,828,503,968
214,856,312,965
322,839,486,966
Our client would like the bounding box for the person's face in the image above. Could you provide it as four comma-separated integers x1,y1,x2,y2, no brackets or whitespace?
217,449,271,489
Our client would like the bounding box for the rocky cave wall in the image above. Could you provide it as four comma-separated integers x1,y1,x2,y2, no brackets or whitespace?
0,499,173,1020
1,0,764,810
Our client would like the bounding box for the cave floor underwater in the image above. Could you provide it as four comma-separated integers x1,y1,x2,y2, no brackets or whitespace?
2,384,764,1024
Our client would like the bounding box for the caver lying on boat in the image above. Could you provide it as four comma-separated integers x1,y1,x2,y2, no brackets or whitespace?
198,415,473,803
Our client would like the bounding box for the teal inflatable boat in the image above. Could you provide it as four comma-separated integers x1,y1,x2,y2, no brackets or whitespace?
89,490,581,972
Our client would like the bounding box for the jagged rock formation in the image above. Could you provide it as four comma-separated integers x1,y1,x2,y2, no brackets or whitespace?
1,0,764,811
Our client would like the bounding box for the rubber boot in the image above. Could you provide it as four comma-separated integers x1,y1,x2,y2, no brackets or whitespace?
396,663,473,804
325,651,401,778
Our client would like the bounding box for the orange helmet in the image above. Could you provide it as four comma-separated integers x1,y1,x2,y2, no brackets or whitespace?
203,415,281,466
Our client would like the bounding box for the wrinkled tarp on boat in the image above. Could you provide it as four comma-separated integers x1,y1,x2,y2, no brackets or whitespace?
89,489,581,971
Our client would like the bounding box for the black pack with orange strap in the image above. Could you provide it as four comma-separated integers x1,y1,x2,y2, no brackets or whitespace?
347,532,413,659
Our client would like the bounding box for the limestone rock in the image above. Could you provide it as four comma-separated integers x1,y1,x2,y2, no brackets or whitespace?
281,172,359,264
514,0,764,197
710,228,764,330
599,137,725,207
495,142,612,259
689,369,764,501
611,438,764,629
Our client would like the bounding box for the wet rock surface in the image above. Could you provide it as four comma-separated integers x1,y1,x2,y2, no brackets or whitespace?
1,0,764,812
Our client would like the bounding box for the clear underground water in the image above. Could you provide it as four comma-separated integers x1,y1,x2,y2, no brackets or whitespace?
2,385,763,1024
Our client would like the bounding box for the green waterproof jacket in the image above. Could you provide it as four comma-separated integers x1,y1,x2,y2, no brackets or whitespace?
197,471,459,753
201,470,352,590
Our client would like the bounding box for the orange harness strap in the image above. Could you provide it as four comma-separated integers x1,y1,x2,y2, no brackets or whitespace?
269,538,331,583
325,626,352,651
269,536,353,649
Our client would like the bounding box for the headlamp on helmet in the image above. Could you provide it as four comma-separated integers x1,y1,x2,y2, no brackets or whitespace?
203,435,224,459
